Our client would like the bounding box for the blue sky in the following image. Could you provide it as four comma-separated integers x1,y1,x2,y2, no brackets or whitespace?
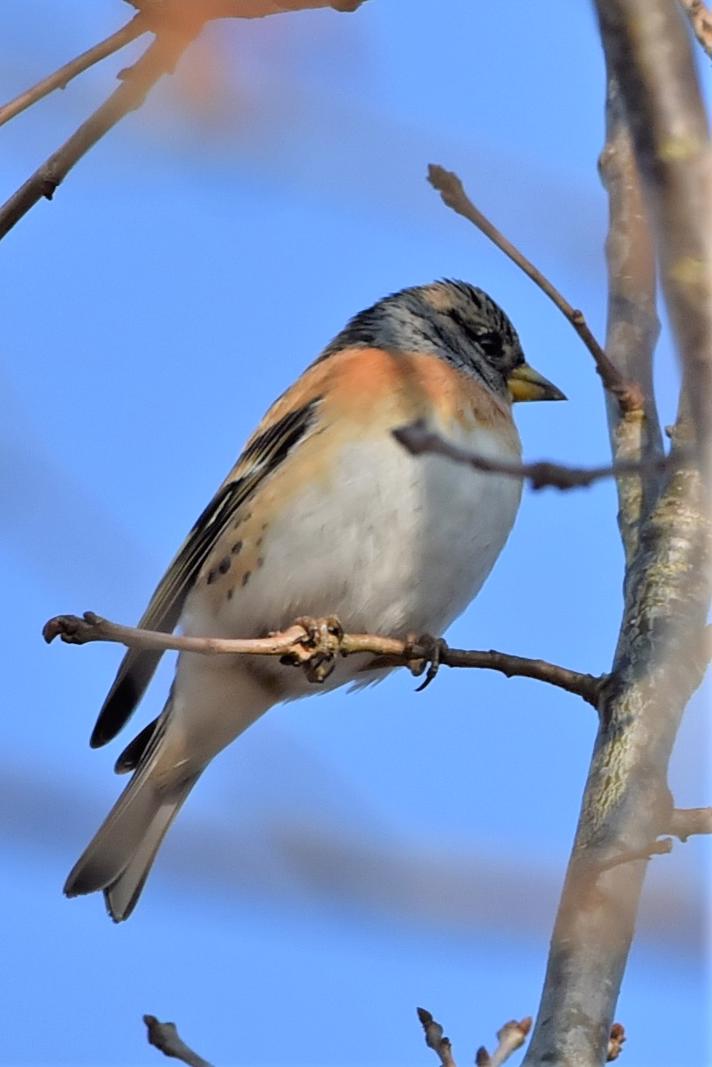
1,2,709,1064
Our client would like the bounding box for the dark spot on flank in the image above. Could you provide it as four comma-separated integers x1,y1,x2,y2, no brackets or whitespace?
262,522,268,530
227,588,233,600
242,571,251,587
206,568,217,585
256,556,264,569
218,556,231,574
256,536,263,548
232,540,243,554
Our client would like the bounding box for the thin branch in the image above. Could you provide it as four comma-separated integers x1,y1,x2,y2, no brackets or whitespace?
476,1019,532,1067
393,420,680,492
426,164,643,415
417,1008,457,1067
0,1,368,242
124,0,367,13
0,14,149,128
667,806,712,839
42,611,603,705
144,1015,213,1067
679,0,712,59
0,18,202,242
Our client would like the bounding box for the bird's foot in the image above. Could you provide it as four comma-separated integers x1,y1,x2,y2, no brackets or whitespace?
404,633,448,692
280,615,344,683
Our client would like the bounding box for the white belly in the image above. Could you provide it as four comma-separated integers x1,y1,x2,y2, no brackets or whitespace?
175,419,521,735
196,421,522,643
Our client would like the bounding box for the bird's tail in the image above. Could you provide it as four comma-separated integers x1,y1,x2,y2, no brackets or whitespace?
64,722,200,922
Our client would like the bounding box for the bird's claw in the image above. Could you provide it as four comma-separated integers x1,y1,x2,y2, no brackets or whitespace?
405,633,448,692
279,616,344,684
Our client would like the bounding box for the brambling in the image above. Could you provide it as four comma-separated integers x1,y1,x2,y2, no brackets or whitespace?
64,279,564,921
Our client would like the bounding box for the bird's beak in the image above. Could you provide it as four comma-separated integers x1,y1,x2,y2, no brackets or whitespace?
507,363,566,403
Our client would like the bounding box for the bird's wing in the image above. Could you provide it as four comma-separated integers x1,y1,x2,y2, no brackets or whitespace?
90,397,322,748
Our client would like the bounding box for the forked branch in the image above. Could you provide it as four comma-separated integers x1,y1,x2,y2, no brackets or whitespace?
0,1,367,242
0,14,149,128
0,22,199,241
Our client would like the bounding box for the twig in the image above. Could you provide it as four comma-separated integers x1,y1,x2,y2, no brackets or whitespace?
667,806,712,839
0,18,202,242
679,0,712,58
426,164,643,415
42,611,602,705
607,1023,626,1062
417,1008,457,1067
0,14,149,128
595,837,673,872
590,806,712,870
476,1018,532,1067
144,1015,213,1067
393,420,680,491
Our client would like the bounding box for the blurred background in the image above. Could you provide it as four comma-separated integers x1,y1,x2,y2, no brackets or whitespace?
1,2,709,1064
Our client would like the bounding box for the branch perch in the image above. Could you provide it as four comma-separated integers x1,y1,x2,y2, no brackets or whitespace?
42,611,602,705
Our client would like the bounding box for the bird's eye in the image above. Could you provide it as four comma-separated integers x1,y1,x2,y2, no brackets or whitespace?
477,331,503,358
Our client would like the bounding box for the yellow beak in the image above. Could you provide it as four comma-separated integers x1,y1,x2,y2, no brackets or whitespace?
507,363,566,403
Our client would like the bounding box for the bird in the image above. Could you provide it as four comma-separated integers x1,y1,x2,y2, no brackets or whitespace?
64,279,564,921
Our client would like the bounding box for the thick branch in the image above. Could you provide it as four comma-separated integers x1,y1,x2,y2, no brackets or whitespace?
599,74,663,563
596,0,712,471
522,461,711,1067
144,1015,213,1067
426,164,643,415
42,611,602,705
394,420,678,491
0,15,149,128
523,11,712,1062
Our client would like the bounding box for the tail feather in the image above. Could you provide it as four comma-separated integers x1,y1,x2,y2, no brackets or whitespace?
64,728,199,921
102,796,192,922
